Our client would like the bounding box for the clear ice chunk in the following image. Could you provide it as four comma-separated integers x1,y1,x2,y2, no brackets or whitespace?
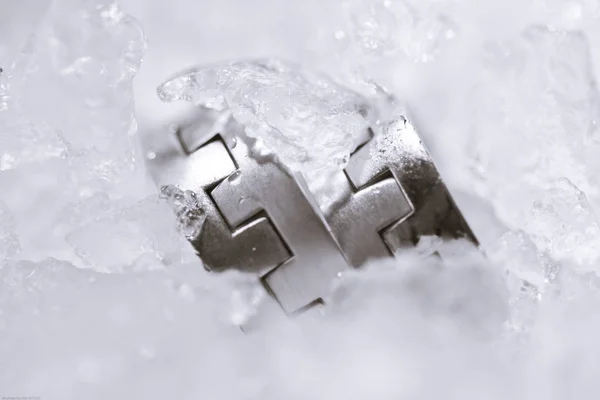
0,0,149,263
0,0,146,190
65,196,191,272
160,185,207,241
525,178,600,269
157,59,373,175
339,0,458,62
467,27,600,268
490,229,558,290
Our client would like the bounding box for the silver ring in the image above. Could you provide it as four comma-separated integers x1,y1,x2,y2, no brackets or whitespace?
146,103,477,314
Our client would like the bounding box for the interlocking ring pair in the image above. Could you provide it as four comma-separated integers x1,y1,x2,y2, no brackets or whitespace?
146,104,477,314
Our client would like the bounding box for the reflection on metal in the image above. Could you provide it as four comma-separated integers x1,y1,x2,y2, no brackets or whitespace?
333,118,477,265
147,107,478,314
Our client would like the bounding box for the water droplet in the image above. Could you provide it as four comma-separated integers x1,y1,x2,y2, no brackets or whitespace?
252,247,257,252
228,137,238,149
228,170,242,185
146,151,156,160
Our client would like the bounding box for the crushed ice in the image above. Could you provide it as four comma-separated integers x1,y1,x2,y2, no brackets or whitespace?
157,59,373,174
159,185,206,241
3,0,600,398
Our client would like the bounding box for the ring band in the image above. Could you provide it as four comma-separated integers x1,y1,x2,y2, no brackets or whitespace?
147,105,477,314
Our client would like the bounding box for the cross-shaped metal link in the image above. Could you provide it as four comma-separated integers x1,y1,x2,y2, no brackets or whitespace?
342,118,477,255
148,107,477,315
152,111,349,314
317,118,477,270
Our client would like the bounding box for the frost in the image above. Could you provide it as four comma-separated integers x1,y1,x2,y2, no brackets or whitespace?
491,230,558,289
0,114,67,171
372,117,429,166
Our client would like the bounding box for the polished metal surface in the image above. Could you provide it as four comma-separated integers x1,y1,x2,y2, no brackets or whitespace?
147,106,478,314
329,117,477,265
150,109,349,314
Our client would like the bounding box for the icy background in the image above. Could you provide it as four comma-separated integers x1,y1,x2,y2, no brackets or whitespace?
3,0,600,398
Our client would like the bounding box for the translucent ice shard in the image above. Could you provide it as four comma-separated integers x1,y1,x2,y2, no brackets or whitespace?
467,27,600,268
160,185,207,241
0,0,146,191
0,113,67,171
524,179,600,269
158,59,373,174
0,0,148,263
65,196,191,272
490,229,558,290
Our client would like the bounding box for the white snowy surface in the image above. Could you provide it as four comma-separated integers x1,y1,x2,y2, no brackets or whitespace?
3,0,600,398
